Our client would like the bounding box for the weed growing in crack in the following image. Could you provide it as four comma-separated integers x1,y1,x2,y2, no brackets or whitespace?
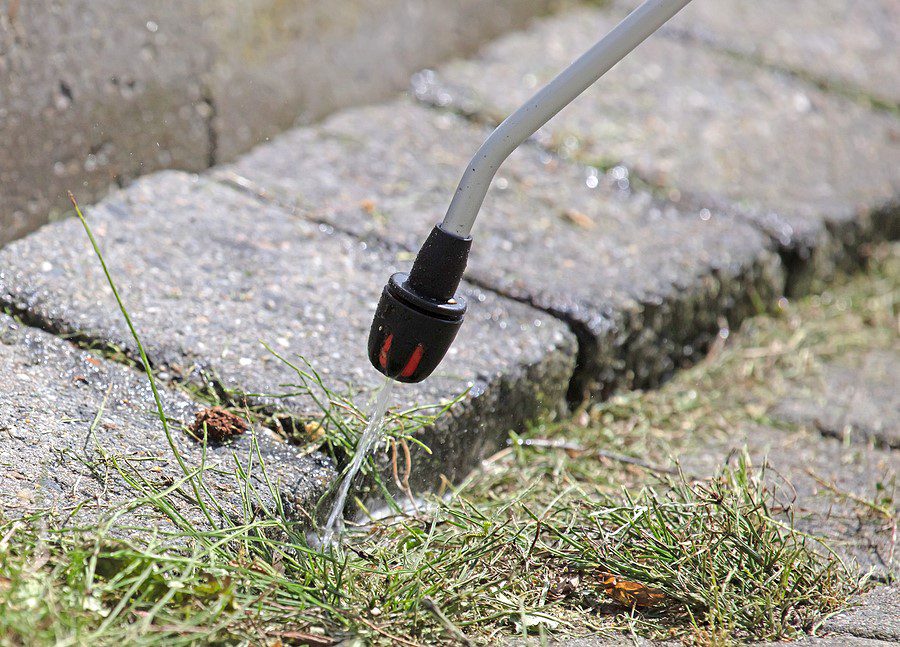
0,454,865,644
0,198,888,644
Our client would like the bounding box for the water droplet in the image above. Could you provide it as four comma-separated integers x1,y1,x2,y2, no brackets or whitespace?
610,166,628,181
792,92,811,113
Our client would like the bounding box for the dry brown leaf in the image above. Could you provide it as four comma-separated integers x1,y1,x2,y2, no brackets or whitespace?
562,209,595,229
304,421,324,441
599,572,666,608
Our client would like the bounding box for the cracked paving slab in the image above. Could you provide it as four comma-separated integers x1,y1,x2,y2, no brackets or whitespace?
217,98,783,398
413,6,900,287
0,171,575,502
0,313,335,528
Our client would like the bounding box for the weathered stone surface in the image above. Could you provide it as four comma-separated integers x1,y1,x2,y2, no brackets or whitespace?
773,351,900,449
0,0,211,246
416,7,900,285
524,637,896,646
548,640,895,647
219,99,784,398
824,586,900,641
616,0,900,106
510,638,672,646
761,638,896,647
0,171,576,499
517,634,896,646
0,0,558,246
205,0,561,162
678,424,898,576
0,313,335,527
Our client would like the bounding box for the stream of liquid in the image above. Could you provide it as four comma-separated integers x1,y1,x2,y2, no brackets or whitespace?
320,376,395,546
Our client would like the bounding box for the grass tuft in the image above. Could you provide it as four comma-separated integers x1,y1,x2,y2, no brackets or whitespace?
0,202,892,644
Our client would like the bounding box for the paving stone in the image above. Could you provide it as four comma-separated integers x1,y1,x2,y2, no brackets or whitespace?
204,0,560,162
677,424,898,576
415,6,900,288
616,0,900,106
824,586,900,641
0,0,211,247
0,313,335,528
0,171,575,503
509,637,672,646
773,350,900,449
0,0,558,247
218,98,783,398
761,638,896,647
515,635,894,646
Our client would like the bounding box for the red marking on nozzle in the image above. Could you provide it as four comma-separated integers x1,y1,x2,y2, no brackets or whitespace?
378,333,393,369
400,343,425,378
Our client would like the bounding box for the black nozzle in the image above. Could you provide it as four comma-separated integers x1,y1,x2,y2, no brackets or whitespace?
368,225,471,383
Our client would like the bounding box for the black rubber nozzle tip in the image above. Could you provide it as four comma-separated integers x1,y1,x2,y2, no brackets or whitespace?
367,225,471,383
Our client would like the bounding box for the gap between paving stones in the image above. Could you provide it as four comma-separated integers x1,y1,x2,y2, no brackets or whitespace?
214,98,785,403
412,82,899,297
220,164,783,403
0,280,342,528
409,4,900,295
0,172,576,512
656,26,900,116
0,298,389,524
610,0,900,115
0,299,311,459
3,2,897,527
0,312,337,530
1,292,331,443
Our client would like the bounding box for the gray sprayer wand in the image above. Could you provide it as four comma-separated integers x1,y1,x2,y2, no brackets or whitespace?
369,0,693,383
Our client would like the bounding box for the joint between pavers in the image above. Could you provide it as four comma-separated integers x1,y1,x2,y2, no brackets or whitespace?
201,87,219,168
2,294,362,501
0,299,315,447
464,246,784,405
214,166,606,414
220,93,797,407
410,73,900,306
212,170,413,259
0,302,129,365
659,24,900,116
